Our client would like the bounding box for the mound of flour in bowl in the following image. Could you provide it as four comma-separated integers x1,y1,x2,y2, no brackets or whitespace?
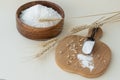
20,4,62,28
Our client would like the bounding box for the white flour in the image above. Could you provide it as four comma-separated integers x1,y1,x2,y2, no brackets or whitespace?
20,4,62,28
77,54,94,72
82,40,95,54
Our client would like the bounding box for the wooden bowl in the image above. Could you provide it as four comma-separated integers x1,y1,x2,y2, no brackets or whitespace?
16,1,65,40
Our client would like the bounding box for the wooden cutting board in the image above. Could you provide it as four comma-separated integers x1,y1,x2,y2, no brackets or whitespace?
55,27,111,78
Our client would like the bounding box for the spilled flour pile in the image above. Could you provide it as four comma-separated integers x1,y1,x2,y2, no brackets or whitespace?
77,54,94,72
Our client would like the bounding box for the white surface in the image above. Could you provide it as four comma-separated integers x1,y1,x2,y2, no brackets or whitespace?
0,0,120,80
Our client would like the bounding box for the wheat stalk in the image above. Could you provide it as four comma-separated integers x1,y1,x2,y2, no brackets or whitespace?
39,18,62,22
36,40,57,58
71,11,120,19
40,38,58,47
36,12,120,58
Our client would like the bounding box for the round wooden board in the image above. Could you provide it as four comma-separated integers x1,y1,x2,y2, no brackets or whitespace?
55,35,111,78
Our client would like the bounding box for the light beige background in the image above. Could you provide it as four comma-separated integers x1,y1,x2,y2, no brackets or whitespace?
0,0,120,80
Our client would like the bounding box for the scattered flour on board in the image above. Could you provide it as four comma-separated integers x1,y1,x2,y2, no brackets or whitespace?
77,54,94,72
20,4,62,28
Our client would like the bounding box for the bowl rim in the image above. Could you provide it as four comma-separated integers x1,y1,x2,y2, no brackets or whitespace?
16,0,65,30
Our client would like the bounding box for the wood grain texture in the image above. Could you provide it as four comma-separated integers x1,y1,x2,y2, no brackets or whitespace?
16,1,64,40
55,28,111,78
87,27,103,40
